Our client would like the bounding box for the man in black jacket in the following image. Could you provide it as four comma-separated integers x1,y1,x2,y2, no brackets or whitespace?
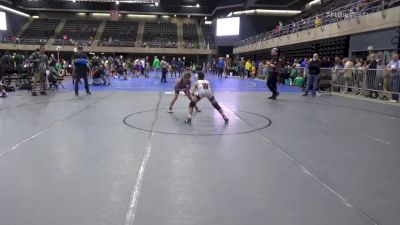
303,53,320,97
72,46,91,96
267,48,280,100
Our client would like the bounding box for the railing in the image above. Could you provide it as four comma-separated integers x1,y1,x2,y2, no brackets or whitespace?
1,38,216,50
0,38,49,45
332,68,400,97
235,0,399,48
53,39,94,46
98,40,137,47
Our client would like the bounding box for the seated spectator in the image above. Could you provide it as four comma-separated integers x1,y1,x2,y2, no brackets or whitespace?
315,16,322,27
294,74,305,88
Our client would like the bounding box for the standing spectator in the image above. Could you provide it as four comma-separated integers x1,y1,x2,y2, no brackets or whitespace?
303,53,321,97
354,58,365,96
239,57,246,79
140,58,145,76
170,57,177,78
217,58,225,78
72,46,91,96
342,58,354,93
0,53,8,97
1,51,13,75
29,45,49,96
144,56,150,78
14,52,24,76
152,56,161,78
160,56,168,83
386,53,400,102
245,59,252,78
177,58,184,78
366,53,378,98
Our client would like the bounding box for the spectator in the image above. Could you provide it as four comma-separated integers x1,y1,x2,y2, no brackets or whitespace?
245,59,252,78
342,58,354,93
354,58,366,96
217,58,225,78
294,72,305,88
177,58,184,78
29,45,49,96
303,53,321,97
152,56,161,78
170,58,177,78
239,57,246,79
386,53,400,102
315,16,322,27
0,53,8,97
72,46,91,96
160,56,168,83
366,53,378,98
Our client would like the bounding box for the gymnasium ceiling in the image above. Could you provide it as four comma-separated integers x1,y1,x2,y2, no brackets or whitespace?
1,0,310,17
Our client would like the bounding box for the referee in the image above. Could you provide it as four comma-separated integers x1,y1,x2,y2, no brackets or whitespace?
267,48,280,100
72,46,91,96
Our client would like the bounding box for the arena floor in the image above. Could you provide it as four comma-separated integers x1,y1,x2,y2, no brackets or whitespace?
0,75,399,225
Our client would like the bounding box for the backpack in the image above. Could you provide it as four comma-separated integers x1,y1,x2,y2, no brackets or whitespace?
4,86,16,92
19,83,32,90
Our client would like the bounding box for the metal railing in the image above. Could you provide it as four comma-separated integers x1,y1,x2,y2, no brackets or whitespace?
0,38,49,45
235,0,399,48
332,68,400,97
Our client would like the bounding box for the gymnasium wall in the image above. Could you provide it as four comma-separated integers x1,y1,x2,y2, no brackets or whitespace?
349,27,400,53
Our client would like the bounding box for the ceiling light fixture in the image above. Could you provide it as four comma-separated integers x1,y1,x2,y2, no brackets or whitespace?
155,2,159,6
116,1,119,5
196,3,200,8
0,4,30,17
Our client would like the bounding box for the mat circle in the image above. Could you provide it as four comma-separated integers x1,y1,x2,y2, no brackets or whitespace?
123,107,272,136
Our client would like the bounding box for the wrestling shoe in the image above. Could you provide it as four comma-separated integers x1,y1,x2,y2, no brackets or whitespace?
224,117,229,123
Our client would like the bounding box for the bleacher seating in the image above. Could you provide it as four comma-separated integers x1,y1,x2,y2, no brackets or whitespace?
99,21,139,47
142,22,177,48
200,24,215,49
20,19,60,44
54,20,100,46
276,36,349,61
183,23,199,49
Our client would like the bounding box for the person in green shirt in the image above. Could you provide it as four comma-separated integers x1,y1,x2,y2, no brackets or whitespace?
294,75,304,88
55,62,62,73
14,53,24,76
152,56,160,78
